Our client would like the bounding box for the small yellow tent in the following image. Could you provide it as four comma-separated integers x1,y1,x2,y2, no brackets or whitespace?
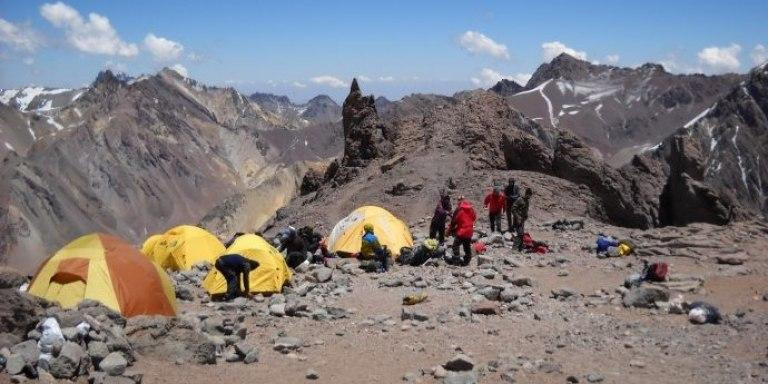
328,206,413,259
28,233,176,317
141,225,225,270
202,234,292,295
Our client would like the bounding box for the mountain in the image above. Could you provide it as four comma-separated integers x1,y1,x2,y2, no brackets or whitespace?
495,53,742,166
655,62,768,218
0,68,342,273
248,92,341,127
489,79,525,97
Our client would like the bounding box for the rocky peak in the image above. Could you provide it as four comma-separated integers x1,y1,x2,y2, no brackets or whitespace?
92,70,126,89
250,92,292,106
527,53,599,88
638,63,667,74
339,78,393,169
489,79,525,96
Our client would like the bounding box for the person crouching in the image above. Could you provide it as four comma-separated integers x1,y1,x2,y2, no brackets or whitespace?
215,254,260,301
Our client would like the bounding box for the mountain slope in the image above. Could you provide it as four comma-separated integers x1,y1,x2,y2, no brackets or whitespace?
0,69,341,273
497,54,742,165
249,92,341,128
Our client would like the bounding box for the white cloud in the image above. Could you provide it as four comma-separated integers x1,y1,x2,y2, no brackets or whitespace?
378,76,394,82
357,75,371,82
541,41,588,62
751,44,767,66
169,63,188,77
23,57,34,65
310,75,347,88
697,44,741,73
0,18,43,52
292,81,306,88
470,68,531,87
605,54,620,65
40,2,138,57
143,33,183,61
459,31,510,60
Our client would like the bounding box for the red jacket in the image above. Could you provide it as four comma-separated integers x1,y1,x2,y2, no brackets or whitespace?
484,192,506,214
451,200,476,239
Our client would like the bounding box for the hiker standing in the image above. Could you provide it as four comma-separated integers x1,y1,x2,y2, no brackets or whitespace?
361,223,390,272
484,186,506,233
214,254,259,300
429,192,452,244
510,188,533,251
450,197,476,266
504,178,520,232
277,227,308,269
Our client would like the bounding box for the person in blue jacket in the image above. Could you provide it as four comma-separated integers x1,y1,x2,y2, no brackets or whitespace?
214,254,260,300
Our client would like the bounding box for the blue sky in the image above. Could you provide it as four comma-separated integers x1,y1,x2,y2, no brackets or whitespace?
1,0,766,102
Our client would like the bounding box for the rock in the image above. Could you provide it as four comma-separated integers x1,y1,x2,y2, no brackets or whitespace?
5,354,25,375
99,352,127,376
88,341,110,364
586,373,604,383
505,276,533,287
551,288,578,300
443,354,475,371
471,301,501,315
175,285,195,301
0,269,27,289
269,303,287,317
312,267,333,283
401,308,429,322
337,79,393,170
10,340,39,364
442,370,478,384
629,359,646,368
476,255,494,266
716,254,748,265
478,286,501,301
123,315,214,365
49,342,85,379
622,287,670,308
306,368,319,380
62,327,80,341
0,333,21,349
0,290,46,339
244,348,260,364
224,346,241,363
433,366,448,378
499,288,519,303
274,337,302,354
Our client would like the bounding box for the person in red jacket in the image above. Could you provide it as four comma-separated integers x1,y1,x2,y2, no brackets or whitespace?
484,186,506,233
450,196,477,266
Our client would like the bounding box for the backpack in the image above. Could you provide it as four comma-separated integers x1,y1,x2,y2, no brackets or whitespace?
644,262,669,282
473,242,487,254
522,233,534,249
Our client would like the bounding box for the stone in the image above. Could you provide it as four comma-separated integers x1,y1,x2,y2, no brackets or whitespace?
629,359,646,368
499,288,519,303
471,301,501,315
442,370,478,384
123,315,213,365
443,353,475,371
478,286,501,301
274,337,302,354
88,341,111,364
62,327,80,341
244,348,260,364
506,276,533,287
49,342,85,379
586,373,604,383
11,340,39,364
224,347,241,363
5,354,25,375
0,269,27,289
715,254,748,265
401,308,429,322
476,255,494,266
0,333,21,349
622,287,670,308
313,267,333,283
433,365,448,378
306,368,319,380
567,375,580,383
269,303,287,317
175,285,195,301
99,352,127,376
551,288,578,300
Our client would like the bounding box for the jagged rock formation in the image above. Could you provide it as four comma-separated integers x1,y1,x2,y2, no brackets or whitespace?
340,79,393,168
489,79,525,97
0,69,341,273
249,93,341,127
496,53,742,165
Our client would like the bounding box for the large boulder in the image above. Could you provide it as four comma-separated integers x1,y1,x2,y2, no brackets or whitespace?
123,315,216,365
49,341,86,379
339,79,393,168
623,286,670,308
0,268,27,289
0,289,47,338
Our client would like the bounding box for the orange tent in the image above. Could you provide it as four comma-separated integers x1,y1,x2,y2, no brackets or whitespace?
28,233,176,317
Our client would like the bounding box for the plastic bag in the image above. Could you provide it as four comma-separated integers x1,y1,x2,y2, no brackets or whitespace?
38,317,64,361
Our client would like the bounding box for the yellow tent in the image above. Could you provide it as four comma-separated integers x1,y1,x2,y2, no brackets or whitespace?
28,233,176,317
202,234,292,295
141,225,225,270
328,205,413,259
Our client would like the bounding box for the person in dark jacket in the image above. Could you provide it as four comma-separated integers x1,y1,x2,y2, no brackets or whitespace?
277,227,308,268
449,197,477,266
504,178,520,232
510,188,533,251
484,186,506,233
214,254,260,300
429,192,452,244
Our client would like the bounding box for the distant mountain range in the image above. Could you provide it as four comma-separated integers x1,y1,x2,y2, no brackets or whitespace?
0,68,342,273
493,53,742,166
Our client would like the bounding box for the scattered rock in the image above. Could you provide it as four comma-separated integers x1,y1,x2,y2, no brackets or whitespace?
586,373,604,383
274,337,302,354
99,352,128,376
269,304,287,317
442,370,478,384
715,254,748,265
622,287,670,308
443,354,475,371
551,288,578,300
49,341,85,379
5,354,25,375
471,301,501,315
402,308,429,322
306,368,319,380
312,267,333,283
